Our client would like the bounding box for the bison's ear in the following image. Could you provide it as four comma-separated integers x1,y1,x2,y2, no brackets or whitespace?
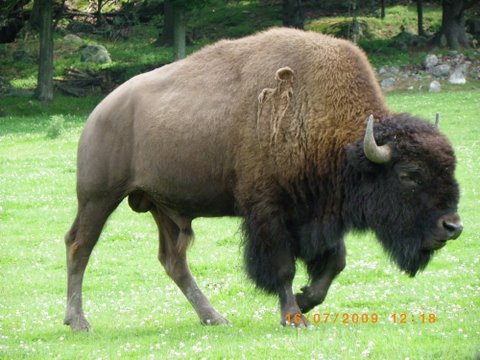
275,67,294,82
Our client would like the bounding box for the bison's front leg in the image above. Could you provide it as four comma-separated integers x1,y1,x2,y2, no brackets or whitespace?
243,210,308,327
296,240,346,313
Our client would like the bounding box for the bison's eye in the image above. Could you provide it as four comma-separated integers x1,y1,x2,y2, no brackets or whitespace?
398,171,420,187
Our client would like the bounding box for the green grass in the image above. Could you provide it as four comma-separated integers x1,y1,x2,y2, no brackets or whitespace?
1,89,479,359
0,95,102,117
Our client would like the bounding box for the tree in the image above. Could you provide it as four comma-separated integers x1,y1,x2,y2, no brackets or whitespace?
159,0,174,46
162,0,210,60
36,0,54,103
173,3,186,60
417,0,425,36
432,0,477,50
30,0,41,30
282,0,304,29
380,0,386,19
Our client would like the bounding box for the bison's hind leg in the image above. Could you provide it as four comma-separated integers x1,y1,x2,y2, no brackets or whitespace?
64,196,122,331
151,208,228,325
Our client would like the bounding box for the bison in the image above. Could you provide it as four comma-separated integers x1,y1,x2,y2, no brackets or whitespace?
64,28,463,330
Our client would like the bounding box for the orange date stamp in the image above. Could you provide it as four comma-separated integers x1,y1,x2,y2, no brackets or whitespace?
286,312,437,325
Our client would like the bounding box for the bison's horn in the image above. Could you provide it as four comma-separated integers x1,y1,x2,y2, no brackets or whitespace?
363,115,392,164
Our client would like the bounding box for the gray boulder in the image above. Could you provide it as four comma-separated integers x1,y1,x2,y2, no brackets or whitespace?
64,34,84,48
449,65,467,84
431,64,451,77
80,45,112,64
429,80,441,93
380,77,396,89
424,54,439,69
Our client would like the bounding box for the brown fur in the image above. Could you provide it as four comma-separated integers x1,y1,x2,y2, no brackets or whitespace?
227,29,391,212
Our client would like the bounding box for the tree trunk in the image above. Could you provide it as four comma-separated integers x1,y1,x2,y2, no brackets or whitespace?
432,0,469,50
159,0,174,46
36,0,54,103
282,0,304,29
380,0,386,19
95,0,103,27
417,0,424,36
173,5,186,60
30,0,41,30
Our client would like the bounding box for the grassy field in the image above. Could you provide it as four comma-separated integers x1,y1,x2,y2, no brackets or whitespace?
0,89,479,359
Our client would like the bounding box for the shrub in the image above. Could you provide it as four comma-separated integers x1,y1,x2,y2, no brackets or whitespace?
46,114,65,139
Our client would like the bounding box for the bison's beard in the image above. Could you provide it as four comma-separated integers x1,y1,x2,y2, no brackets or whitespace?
378,232,434,277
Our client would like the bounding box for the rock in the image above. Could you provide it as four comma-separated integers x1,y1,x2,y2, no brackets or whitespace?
390,31,419,51
378,66,400,76
431,64,451,77
424,54,439,69
380,77,396,89
63,34,84,47
429,80,441,92
387,66,400,76
80,45,112,64
449,65,467,84
378,66,387,76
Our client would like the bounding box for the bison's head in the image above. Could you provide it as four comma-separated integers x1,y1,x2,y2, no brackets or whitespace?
346,114,462,276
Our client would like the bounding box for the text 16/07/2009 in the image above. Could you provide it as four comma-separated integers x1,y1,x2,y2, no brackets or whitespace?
286,312,437,325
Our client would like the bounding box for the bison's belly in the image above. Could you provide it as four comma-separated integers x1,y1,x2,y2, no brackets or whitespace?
131,156,238,218
152,189,237,218
132,181,237,218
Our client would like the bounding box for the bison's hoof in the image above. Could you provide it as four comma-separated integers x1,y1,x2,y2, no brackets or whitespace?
64,315,92,332
281,310,310,328
295,291,314,314
295,286,326,314
201,314,229,326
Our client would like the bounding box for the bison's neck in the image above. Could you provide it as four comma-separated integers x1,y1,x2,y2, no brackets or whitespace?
285,128,376,247
340,157,375,232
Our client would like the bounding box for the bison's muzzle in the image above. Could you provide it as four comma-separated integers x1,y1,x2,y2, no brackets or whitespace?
424,213,463,250
438,213,463,240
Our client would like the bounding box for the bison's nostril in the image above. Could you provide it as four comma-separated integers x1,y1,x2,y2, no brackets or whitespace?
442,220,463,240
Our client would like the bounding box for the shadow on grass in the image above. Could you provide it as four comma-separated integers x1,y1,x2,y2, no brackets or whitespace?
0,94,103,136
0,94,103,118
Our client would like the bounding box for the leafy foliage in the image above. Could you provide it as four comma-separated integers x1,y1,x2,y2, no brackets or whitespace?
45,114,65,138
